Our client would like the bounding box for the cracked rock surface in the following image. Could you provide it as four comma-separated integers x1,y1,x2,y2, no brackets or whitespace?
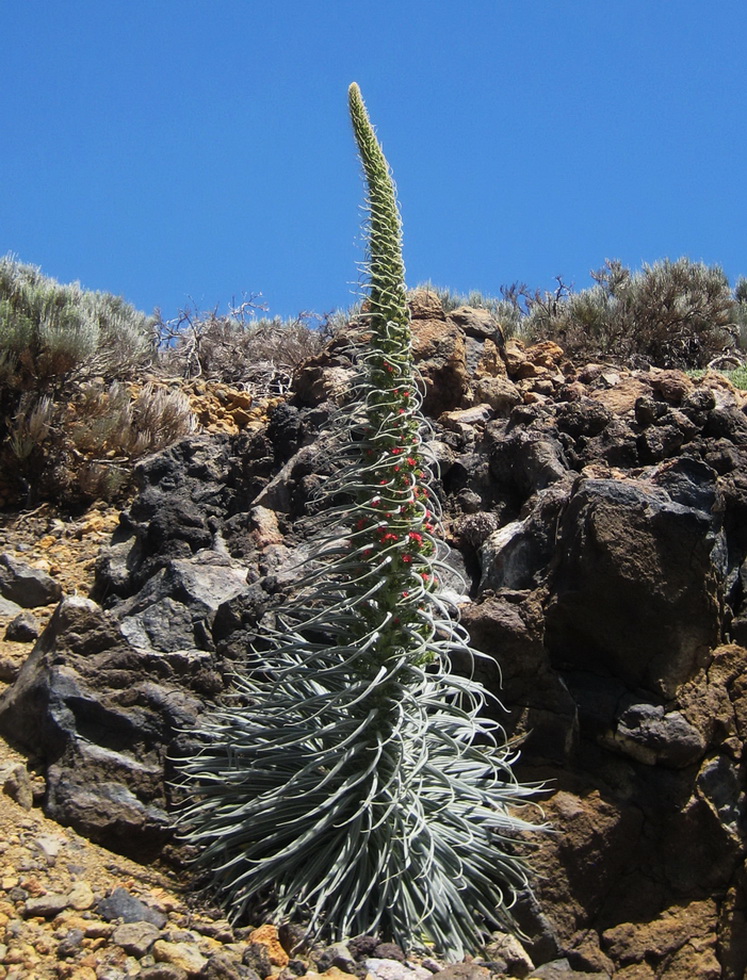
1,303,747,977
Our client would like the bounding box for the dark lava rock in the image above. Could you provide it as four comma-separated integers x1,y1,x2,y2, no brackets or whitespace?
544,477,722,697
0,553,62,608
97,886,168,927
4,610,39,642
0,596,204,858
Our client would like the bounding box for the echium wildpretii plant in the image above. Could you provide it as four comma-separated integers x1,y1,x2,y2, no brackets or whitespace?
176,82,540,959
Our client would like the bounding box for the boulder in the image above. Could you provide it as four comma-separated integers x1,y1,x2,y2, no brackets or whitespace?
477,481,572,593
471,376,523,414
411,317,469,415
461,590,578,764
544,476,722,697
604,699,706,767
488,423,570,507
0,596,209,858
0,553,62,607
116,550,250,653
601,900,719,978
4,610,40,642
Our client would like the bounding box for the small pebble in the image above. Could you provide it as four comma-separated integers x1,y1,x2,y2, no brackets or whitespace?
153,938,209,974
97,886,168,927
67,880,95,910
22,892,69,918
364,958,433,980
57,927,85,958
112,919,161,957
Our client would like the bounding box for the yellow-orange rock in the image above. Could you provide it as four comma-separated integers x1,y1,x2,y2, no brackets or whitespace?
249,923,289,970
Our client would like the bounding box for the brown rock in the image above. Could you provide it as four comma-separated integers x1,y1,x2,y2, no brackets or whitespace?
609,967,654,980
293,356,357,406
663,938,721,979
565,929,614,976
0,763,33,810
677,644,747,746
445,402,494,424
153,938,208,974
112,918,161,955
718,868,747,980
430,964,490,980
558,380,588,401
140,966,189,980
58,967,98,980
411,318,469,415
475,337,507,378
472,376,523,414
484,932,535,976
524,377,557,396
447,305,500,334
22,892,69,918
591,377,651,415
525,340,565,368
228,407,256,427
515,359,546,380
226,390,253,411
408,289,446,320
250,505,285,548
66,881,95,911
602,899,718,974
504,338,528,376
648,369,693,404
249,923,290,969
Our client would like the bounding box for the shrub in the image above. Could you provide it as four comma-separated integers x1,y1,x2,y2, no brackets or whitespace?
0,258,188,507
733,277,747,353
523,258,738,369
3,380,194,506
0,255,155,389
157,301,326,392
176,82,540,959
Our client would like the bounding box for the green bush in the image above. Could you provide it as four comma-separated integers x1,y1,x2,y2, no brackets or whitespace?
0,255,155,389
0,258,192,507
522,258,739,369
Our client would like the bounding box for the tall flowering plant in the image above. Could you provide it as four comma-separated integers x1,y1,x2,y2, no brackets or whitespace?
176,82,539,959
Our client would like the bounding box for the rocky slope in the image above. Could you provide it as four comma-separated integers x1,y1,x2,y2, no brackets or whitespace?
0,291,746,978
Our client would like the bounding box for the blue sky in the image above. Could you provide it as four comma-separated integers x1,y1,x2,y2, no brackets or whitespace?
2,1,746,322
